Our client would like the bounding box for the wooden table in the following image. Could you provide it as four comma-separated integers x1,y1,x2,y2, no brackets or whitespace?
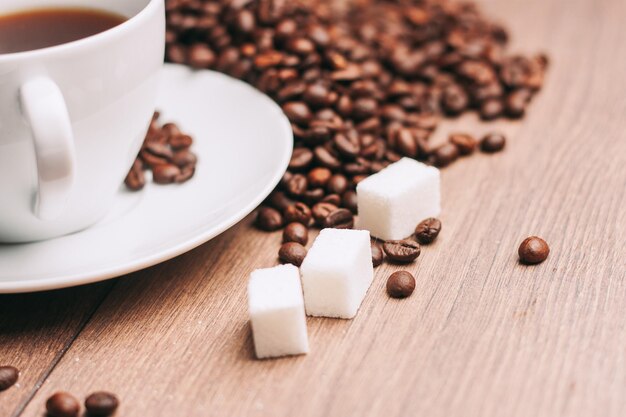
2,0,625,415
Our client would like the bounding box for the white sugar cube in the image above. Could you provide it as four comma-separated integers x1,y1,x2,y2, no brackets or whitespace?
248,264,309,359
300,228,373,319
356,158,440,240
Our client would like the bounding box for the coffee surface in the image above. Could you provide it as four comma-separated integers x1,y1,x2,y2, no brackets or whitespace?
0,8,125,54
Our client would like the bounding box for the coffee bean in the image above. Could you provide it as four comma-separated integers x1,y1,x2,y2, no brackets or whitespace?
289,148,313,170
312,202,338,226
279,242,307,266
321,194,341,206
506,88,532,118
326,174,348,195
414,218,442,244
152,163,180,184
442,84,469,115
314,146,342,170
266,191,294,212
371,243,384,267
286,173,308,196
188,44,215,69
124,160,145,191
85,392,119,417
322,208,354,229
386,271,416,298
449,134,477,156
172,150,197,168
342,190,358,214
334,133,360,158
383,240,421,263
0,366,18,391
518,236,550,264
174,165,195,183
46,392,80,417
255,207,283,231
480,98,504,120
284,202,312,225
352,97,378,120
432,143,459,167
480,132,506,153
169,134,193,150
283,222,308,245
303,83,330,107
307,167,332,187
282,102,312,126
396,128,418,157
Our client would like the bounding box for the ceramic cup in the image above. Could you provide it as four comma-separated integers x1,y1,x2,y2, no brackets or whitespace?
0,0,164,242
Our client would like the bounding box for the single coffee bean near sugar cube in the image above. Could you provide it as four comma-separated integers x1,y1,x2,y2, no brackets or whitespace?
356,158,441,240
300,228,373,319
248,264,309,359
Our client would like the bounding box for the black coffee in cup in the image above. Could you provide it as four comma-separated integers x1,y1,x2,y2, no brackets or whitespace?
0,8,126,54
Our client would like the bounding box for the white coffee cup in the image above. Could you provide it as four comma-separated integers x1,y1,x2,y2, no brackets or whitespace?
0,0,164,242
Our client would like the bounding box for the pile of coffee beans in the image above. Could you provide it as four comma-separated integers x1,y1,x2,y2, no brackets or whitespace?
164,0,546,229
46,391,119,417
125,111,197,190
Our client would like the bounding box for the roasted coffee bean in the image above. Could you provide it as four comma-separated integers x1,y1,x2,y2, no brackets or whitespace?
152,163,180,184
283,222,308,245
321,194,341,206
432,143,460,167
386,271,416,298
124,160,145,191
442,84,469,115
266,191,294,212
172,150,197,167
449,133,477,156
506,88,532,118
383,240,421,263
322,208,354,229
480,98,504,120
307,167,332,188
414,218,442,244
352,97,378,120
518,236,550,264
286,173,308,196
279,242,307,266
188,44,215,69
312,202,338,226
302,188,325,205
371,243,384,267
303,83,330,107
289,148,314,170
169,134,193,149
284,202,312,225
314,146,342,170
342,190,358,214
326,174,348,195
334,133,360,158
0,366,18,391
480,132,506,153
46,392,80,417
175,165,195,183
255,207,283,231
282,102,312,126
85,392,119,417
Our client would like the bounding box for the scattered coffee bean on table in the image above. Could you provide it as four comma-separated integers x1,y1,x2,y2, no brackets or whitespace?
322,208,354,229
46,392,80,417
84,391,119,417
256,207,283,231
386,271,416,299
414,218,442,244
0,365,18,391
165,0,548,235
279,242,307,266
371,243,384,267
518,236,550,264
449,134,477,156
480,132,507,153
383,240,421,263
283,222,308,245
124,111,197,190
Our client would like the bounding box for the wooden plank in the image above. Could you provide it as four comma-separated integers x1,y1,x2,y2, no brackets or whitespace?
0,282,113,417
13,0,626,415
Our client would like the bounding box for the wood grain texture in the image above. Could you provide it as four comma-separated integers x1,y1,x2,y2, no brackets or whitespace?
3,0,626,415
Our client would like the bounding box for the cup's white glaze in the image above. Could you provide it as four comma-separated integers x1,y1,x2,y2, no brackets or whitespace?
0,0,164,242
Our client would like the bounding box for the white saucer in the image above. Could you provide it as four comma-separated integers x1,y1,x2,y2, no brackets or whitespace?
0,64,292,293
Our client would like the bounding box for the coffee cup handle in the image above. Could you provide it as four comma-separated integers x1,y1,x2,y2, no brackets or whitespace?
20,77,76,220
